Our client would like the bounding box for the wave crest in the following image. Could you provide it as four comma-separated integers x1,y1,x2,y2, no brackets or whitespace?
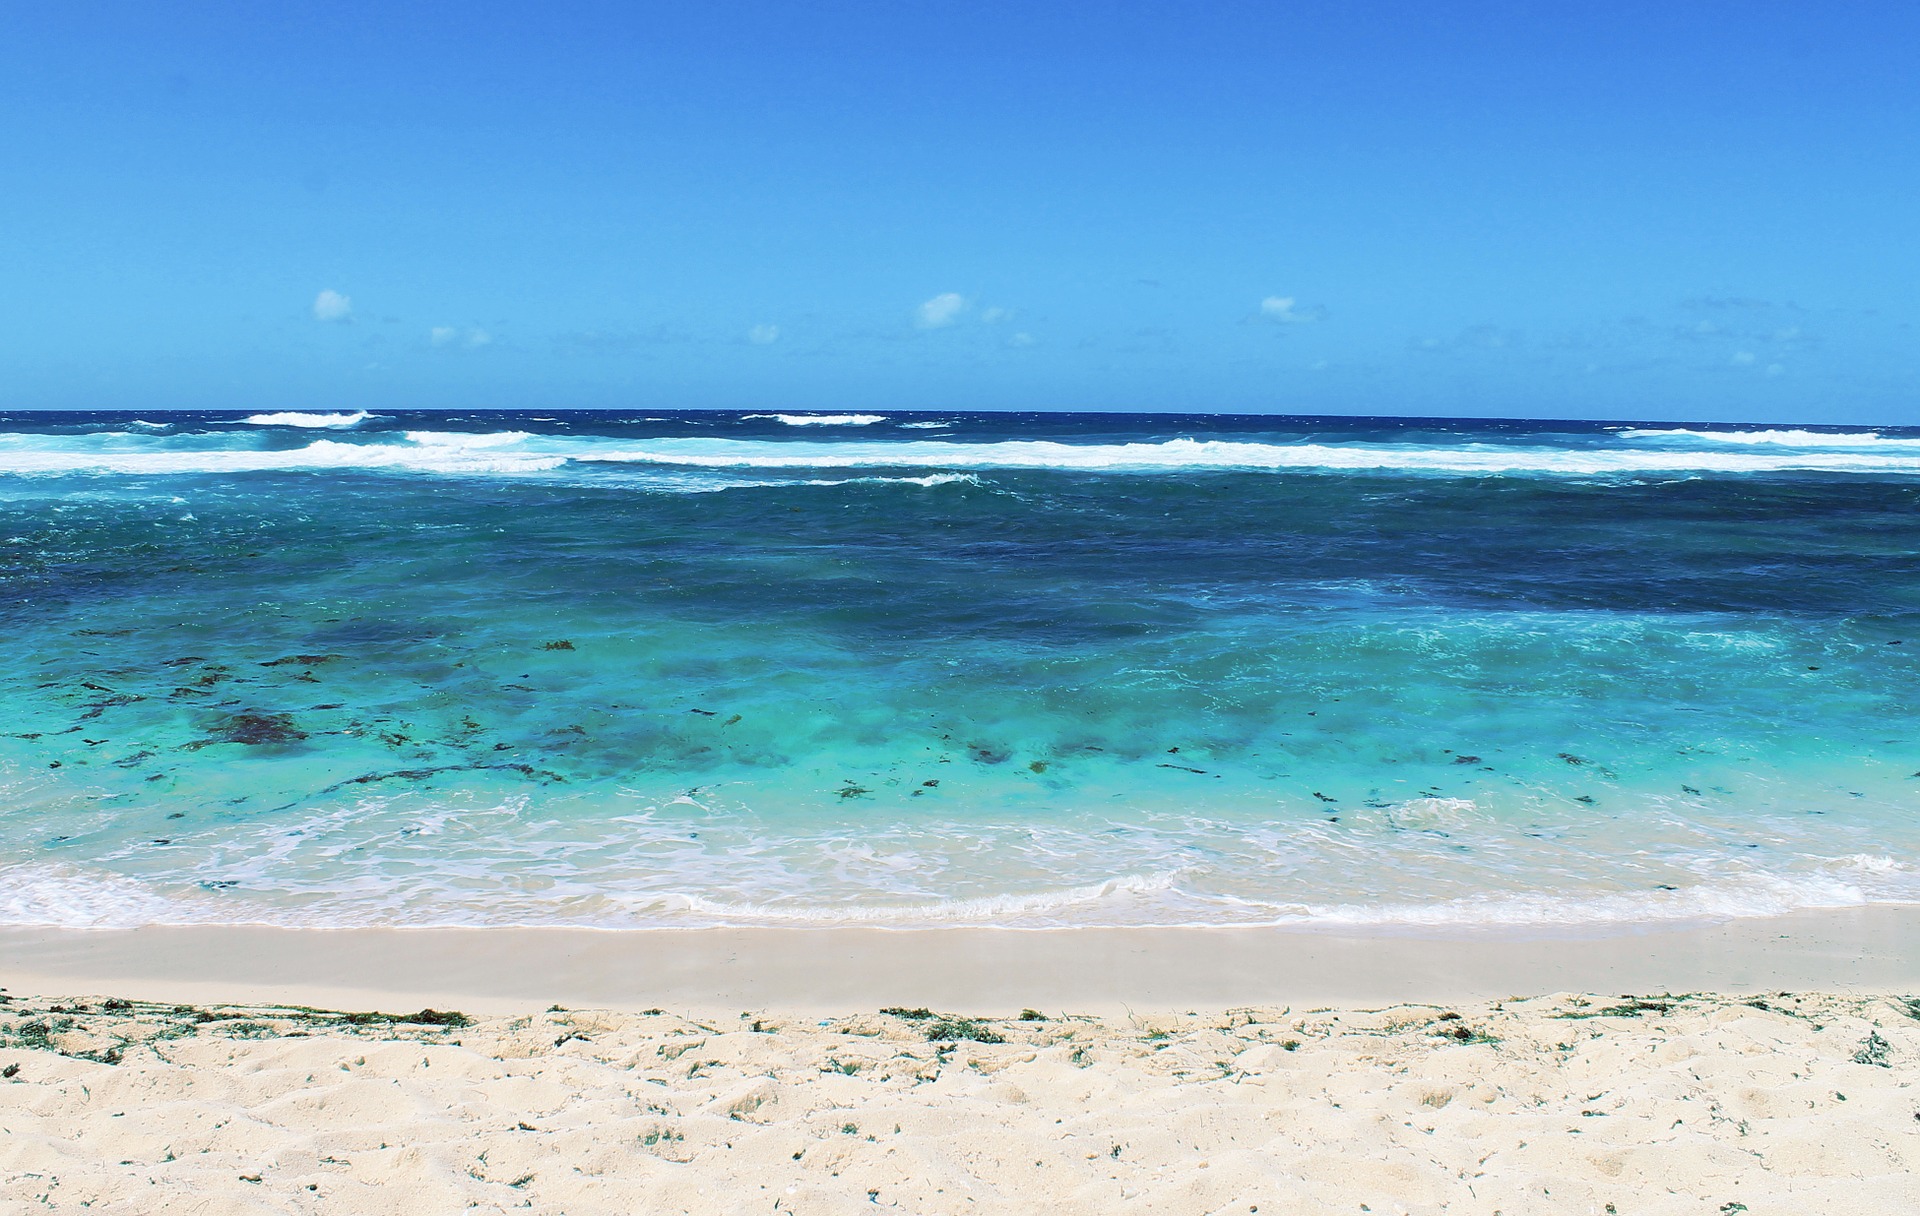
742,414,887,426
242,411,372,429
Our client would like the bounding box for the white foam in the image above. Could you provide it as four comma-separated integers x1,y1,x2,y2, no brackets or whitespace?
583,436,1920,476
1618,428,1915,448
11,429,1920,481
658,871,1183,924
242,410,372,428
401,430,535,448
804,473,980,489
697,473,980,492
742,414,888,426
898,421,954,429
1241,867,1885,929
0,862,208,928
0,438,566,476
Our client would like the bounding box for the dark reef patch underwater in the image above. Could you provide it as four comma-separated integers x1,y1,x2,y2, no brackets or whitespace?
1,408,1918,928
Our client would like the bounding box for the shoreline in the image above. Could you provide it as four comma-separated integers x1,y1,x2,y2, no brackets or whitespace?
6,903,1917,1015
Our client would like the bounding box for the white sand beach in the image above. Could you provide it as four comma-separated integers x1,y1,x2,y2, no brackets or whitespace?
3,986,1917,1214
4,911,1920,1212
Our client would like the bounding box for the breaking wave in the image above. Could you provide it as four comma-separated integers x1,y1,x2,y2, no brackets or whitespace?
742,414,887,426
242,411,373,428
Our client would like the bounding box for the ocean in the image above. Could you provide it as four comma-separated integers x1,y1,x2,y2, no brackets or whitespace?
2,408,1916,931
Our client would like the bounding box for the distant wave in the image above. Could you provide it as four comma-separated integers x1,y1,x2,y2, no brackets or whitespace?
401,430,536,448
742,413,887,426
243,410,372,428
7,429,1920,479
1618,428,1915,448
746,472,980,490
0,436,567,476
587,436,1920,476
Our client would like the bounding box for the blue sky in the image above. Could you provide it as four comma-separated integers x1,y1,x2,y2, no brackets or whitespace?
3,1,1916,422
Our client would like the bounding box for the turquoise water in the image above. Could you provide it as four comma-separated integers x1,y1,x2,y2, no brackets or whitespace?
2,410,1918,929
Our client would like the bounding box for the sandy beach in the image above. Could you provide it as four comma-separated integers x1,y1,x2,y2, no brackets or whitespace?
4,986,1917,1214
5,912,1920,1213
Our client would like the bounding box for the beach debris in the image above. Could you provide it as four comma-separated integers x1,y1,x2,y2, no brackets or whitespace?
880,1008,934,1020
541,640,575,650
1557,997,1675,1019
1854,1031,1892,1067
925,1017,1004,1044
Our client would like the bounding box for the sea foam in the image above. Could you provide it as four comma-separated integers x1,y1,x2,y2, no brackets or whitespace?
585,436,1920,476
742,413,888,426
1617,427,1915,448
242,410,373,428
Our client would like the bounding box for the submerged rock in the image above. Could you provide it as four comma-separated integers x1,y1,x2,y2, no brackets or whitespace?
194,711,308,747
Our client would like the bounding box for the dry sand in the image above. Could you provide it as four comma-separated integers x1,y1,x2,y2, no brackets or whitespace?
5,911,1920,1213
3,988,1918,1214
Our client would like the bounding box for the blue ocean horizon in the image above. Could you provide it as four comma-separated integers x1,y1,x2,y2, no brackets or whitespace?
2,408,1916,931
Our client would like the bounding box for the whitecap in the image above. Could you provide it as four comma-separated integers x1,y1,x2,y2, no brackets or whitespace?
582,435,1920,477
741,413,888,426
1618,427,1916,448
0,437,566,476
242,410,372,428
402,430,535,448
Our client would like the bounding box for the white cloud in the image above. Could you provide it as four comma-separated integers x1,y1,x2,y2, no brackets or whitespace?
1766,362,1785,377
980,306,1011,324
1730,350,1756,366
312,289,352,322
916,292,967,329
430,326,492,349
1007,332,1036,347
1258,295,1321,323
748,323,781,345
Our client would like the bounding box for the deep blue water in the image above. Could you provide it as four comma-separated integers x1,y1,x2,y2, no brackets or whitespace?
1,409,1917,929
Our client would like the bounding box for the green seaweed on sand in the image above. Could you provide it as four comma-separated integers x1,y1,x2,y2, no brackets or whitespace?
1853,1031,1893,1067
1555,996,1682,1019
925,1017,1004,1044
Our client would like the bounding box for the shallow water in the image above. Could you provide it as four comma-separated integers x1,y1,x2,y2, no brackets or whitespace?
2,409,1917,928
